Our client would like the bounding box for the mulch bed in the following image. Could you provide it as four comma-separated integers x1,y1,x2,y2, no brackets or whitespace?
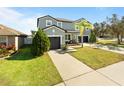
0,50,16,58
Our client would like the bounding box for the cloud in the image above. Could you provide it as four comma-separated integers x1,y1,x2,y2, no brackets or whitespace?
0,7,38,35
0,7,23,21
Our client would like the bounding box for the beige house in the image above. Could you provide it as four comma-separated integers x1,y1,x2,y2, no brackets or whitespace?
0,24,27,50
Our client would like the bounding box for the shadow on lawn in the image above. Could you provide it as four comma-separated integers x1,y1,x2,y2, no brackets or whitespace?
6,45,36,60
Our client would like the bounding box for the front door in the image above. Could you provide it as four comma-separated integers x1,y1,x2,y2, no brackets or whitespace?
78,36,81,43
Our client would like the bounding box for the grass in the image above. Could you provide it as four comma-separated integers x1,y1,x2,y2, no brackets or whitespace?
96,39,117,46
97,39,124,47
69,47,124,70
0,45,62,86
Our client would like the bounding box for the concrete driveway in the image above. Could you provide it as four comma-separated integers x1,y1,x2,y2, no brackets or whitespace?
48,50,123,86
48,50,93,81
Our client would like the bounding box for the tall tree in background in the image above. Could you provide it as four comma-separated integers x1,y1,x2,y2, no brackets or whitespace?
108,14,121,44
99,21,107,37
93,22,100,36
120,16,124,42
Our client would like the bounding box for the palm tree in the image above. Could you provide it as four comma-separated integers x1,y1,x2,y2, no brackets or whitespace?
76,20,94,47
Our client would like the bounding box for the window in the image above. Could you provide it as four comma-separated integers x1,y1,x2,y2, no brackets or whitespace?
75,25,79,30
65,34,71,40
57,22,62,27
0,36,6,45
46,20,52,26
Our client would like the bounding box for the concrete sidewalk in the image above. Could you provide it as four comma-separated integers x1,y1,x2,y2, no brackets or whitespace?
84,43,124,55
48,50,121,86
97,61,124,86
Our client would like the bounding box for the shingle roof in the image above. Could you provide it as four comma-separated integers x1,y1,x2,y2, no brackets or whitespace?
55,18,74,22
0,24,27,36
42,25,67,32
38,15,73,23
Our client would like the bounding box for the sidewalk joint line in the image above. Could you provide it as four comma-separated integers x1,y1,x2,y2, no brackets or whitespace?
96,71,122,86
64,70,94,82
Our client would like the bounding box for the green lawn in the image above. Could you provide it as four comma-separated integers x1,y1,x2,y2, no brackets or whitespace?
0,45,62,86
96,39,117,45
97,39,124,48
69,47,124,70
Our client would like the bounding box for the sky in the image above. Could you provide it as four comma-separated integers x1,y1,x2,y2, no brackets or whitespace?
1,7,124,35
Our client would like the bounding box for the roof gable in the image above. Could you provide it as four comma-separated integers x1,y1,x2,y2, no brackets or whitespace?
43,25,67,32
38,15,73,23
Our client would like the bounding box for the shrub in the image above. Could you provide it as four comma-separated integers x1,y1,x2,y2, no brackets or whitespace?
31,28,50,56
89,31,96,43
6,44,15,50
61,44,68,51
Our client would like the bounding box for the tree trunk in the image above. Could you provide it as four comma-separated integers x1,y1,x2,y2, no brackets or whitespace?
117,33,121,44
81,35,83,47
120,34,123,42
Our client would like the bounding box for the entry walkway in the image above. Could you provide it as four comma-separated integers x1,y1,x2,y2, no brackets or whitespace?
48,50,121,86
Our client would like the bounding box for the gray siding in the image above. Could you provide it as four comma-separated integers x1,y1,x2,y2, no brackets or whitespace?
8,36,15,45
38,16,91,43
62,22,75,30
44,27,65,45
18,37,24,48
38,16,57,29
83,29,91,35
38,16,75,30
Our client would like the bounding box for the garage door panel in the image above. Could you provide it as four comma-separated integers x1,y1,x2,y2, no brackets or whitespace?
83,36,88,42
78,36,88,43
49,37,60,50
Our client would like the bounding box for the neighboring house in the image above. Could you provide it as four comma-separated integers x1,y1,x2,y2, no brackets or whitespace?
37,15,91,49
0,24,27,50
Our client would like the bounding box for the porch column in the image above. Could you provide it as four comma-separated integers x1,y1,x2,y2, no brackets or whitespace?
81,36,84,47
6,36,8,46
15,36,18,50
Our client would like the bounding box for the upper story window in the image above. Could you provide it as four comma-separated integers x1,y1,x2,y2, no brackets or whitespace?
46,20,52,26
57,22,62,28
75,25,79,30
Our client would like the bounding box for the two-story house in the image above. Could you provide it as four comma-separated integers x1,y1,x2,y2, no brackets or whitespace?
37,15,91,49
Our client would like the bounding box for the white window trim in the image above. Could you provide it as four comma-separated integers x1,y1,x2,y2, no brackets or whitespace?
75,25,79,30
65,33,72,41
77,35,89,43
6,36,8,46
57,22,62,27
44,26,65,32
0,36,7,45
46,20,52,26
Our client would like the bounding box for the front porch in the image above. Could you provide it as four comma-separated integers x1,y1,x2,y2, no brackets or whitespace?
65,33,89,45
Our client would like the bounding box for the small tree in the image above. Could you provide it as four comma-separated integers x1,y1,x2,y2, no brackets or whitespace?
76,20,94,47
31,28,50,56
89,31,96,43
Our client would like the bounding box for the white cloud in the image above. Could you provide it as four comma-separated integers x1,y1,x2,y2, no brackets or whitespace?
0,7,39,35
0,7,23,20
